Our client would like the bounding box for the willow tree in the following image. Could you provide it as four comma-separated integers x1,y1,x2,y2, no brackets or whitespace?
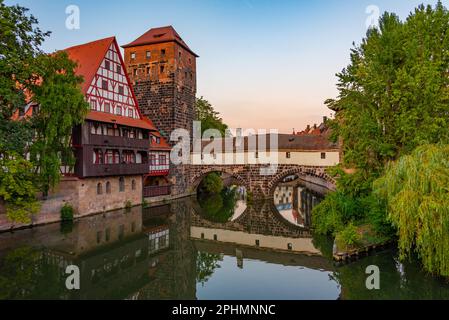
373,144,449,277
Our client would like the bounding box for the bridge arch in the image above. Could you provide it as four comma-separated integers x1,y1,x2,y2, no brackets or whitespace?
189,166,249,192
267,165,335,198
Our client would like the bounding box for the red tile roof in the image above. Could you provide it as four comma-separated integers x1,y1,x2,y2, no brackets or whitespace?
63,37,160,131
87,111,157,131
143,117,171,150
122,26,199,57
64,37,115,94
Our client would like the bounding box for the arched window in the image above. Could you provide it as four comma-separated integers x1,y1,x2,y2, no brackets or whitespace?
106,181,111,194
97,183,103,195
132,179,136,191
119,177,125,192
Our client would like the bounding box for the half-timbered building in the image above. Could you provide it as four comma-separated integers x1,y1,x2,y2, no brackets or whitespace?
63,36,159,214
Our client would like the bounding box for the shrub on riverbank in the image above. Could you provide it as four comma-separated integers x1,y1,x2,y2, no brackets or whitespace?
60,203,74,222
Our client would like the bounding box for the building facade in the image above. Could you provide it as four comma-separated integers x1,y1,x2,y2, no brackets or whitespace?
62,37,160,215
123,26,198,198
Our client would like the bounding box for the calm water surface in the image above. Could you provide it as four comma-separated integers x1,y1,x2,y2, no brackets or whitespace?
0,182,448,300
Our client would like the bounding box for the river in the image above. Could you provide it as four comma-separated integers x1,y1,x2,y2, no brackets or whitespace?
0,182,448,300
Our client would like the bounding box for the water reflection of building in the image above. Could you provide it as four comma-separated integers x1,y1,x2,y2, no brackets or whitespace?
273,182,324,228
0,195,335,300
0,201,196,300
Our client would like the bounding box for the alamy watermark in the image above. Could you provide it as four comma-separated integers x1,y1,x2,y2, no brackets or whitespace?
366,5,380,30
65,5,80,30
365,265,380,290
65,265,80,290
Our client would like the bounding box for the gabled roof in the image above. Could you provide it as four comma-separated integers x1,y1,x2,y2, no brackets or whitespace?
64,37,115,94
122,26,199,57
63,37,159,131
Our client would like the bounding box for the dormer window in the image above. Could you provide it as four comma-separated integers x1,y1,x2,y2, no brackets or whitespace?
156,137,161,144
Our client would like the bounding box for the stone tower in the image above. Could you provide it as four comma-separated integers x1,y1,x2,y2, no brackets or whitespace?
123,26,198,197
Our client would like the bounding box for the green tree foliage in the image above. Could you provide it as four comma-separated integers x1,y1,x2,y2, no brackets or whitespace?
0,0,49,118
0,1,89,220
374,144,449,276
327,2,449,184
196,252,223,286
30,52,89,196
0,155,40,223
198,188,238,223
314,2,449,242
196,97,228,137
198,172,224,195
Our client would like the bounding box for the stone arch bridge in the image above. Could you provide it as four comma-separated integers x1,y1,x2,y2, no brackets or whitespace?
188,164,336,199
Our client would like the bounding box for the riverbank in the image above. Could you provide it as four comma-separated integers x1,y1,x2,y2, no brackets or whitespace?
332,224,393,263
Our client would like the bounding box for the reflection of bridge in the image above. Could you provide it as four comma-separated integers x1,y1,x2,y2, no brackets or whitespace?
0,197,332,300
193,240,333,271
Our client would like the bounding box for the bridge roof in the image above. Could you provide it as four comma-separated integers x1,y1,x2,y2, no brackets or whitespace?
196,134,338,153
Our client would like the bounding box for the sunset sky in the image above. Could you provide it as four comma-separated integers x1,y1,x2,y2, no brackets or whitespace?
7,0,446,133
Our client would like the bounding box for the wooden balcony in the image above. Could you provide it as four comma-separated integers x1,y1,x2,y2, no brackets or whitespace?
88,134,149,149
143,185,172,198
148,164,170,176
83,163,149,177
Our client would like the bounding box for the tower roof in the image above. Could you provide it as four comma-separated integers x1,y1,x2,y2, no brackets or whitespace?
122,26,199,57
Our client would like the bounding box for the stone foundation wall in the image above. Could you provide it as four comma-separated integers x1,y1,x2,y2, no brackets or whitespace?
77,176,142,216
0,176,143,232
